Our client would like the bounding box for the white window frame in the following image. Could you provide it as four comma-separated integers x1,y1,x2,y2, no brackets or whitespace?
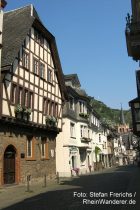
27,138,32,158
41,138,46,158
70,122,75,138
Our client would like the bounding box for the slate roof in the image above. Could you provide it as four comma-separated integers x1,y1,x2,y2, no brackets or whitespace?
2,5,34,67
64,74,88,99
64,74,81,88
1,4,67,100
120,105,126,125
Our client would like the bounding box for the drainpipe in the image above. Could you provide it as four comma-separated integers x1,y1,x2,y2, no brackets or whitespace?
0,0,7,80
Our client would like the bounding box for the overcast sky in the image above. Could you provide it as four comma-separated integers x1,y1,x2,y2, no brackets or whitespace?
5,0,139,110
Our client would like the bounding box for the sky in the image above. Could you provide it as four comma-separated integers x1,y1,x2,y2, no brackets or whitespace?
4,0,139,110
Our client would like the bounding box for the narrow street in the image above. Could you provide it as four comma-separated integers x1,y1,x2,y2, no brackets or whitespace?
2,165,140,210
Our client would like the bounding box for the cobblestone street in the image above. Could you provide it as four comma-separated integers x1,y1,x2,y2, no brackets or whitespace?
1,165,140,210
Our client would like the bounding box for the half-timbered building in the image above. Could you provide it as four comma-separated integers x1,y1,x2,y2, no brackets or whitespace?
0,5,66,185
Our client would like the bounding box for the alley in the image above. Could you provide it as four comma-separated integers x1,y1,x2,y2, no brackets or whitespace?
1,165,140,210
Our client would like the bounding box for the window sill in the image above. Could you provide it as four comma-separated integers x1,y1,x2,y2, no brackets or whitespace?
41,158,50,161
70,137,76,139
26,158,36,161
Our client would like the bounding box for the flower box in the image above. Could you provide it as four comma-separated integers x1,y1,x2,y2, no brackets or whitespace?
79,113,89,119
15,104,31,121
46,115,57,128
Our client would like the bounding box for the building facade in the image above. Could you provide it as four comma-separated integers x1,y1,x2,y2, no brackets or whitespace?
0,5,66,185
56,74,116,177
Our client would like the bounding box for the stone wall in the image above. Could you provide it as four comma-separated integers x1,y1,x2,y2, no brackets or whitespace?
0,124,56,186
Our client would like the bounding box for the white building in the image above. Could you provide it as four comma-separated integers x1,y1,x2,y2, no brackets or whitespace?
56,74,113,177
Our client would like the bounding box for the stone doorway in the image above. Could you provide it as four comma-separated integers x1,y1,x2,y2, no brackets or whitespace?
3,145,16,184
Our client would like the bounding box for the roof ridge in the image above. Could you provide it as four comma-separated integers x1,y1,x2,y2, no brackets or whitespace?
5,4,32,14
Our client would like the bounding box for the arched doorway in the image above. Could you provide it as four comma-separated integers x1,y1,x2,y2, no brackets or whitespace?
3,145,16,184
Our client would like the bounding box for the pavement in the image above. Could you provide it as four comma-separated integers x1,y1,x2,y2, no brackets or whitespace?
0,167,115,209
125,165,140,209
0,177,76,209
0,165,140,210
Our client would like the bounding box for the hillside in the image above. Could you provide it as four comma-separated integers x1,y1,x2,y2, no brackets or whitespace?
90,98,132,127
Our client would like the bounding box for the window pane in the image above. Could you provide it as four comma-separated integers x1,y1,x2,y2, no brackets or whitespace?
48,68,52,83
43,98,46,114
41,139,46,157
40,63,45,78
27,138,32,157
24,90,28,107
18,87,23,105
33,59,39,74
11,84,17,104
29,92,33,109
70,123,75,137
23,52,29,69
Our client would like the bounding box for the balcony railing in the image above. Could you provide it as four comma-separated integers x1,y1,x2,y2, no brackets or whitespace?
125,13,140,60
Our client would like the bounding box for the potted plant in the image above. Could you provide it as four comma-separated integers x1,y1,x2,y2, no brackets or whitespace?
23,107,31,121
79,113,89,119
46,115,57,127
14,104,23,119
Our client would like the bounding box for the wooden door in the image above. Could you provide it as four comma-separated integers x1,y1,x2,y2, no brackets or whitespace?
4,145,16,184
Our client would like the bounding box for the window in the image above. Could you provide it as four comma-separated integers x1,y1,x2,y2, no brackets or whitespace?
47,100,51,115
34,29,44,46
18,87,23,105
80,125,83,138
51,102,54,116
43,98,47,114
48,68,52,83
83,126,87,138
79,101,82,112
23,51,29,69
40,63,45,78
24,89,28,107
27,137,32,157
41,138,46,158
88,130,90,139
79,101,85,113
55,103,58,117
70,123,75,138
29,92,33,109
69,97,74,110
99,134,101,142
40,34,44,46
34,29,39,42
33,58,39,74
11,84,17,104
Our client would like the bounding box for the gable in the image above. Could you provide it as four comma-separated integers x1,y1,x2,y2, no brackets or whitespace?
1,4,67,101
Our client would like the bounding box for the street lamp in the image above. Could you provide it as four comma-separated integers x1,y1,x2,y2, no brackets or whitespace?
129,97,140,135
